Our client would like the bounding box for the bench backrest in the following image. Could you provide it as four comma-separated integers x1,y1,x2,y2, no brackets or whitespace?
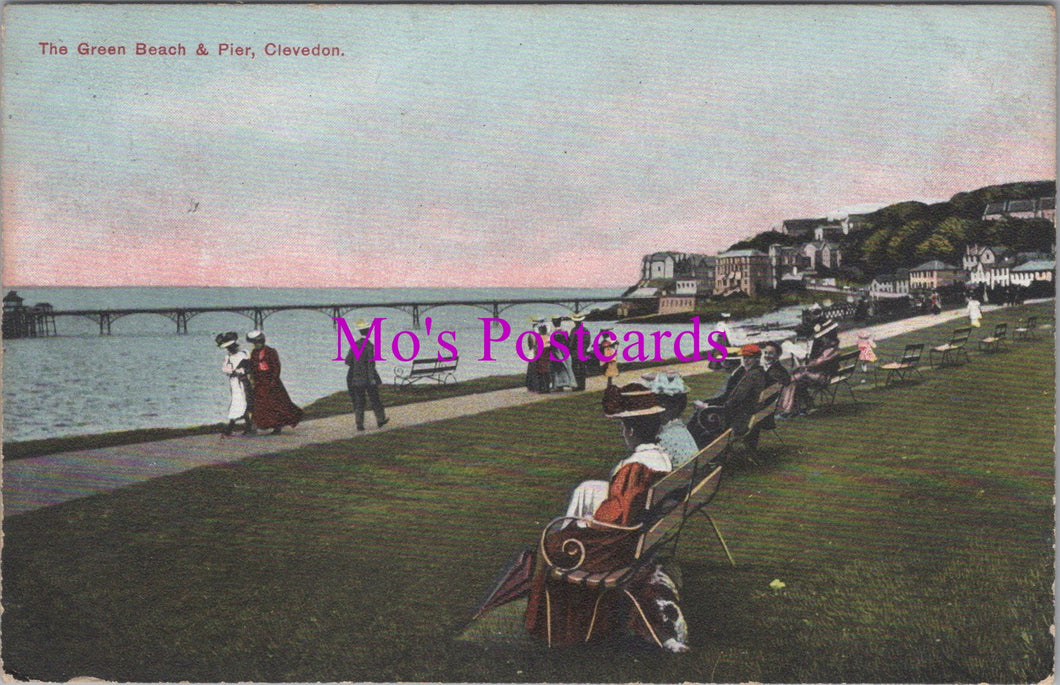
410,356,459,373
832,350,860,382
898,343,925,366
949,327,971,347
747,384,782,430
637,429,730,557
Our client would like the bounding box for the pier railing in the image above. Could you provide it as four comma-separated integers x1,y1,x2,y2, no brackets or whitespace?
3,296,622,337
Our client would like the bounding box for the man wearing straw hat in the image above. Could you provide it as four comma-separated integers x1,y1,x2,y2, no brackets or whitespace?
345,319,389,431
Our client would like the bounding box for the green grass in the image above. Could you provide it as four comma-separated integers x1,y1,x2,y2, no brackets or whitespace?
1,303,1054,682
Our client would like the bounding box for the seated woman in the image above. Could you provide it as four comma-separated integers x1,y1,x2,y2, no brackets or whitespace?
524,383,688,652
644,371,699,469
776,320,840,417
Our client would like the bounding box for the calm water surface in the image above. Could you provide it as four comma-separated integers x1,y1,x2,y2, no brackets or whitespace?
3,287,802,442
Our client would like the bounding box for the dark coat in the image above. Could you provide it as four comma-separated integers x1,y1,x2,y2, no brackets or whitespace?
346,337,383,386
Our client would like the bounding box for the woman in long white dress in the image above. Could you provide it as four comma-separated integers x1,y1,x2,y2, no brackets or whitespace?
216,331,253,436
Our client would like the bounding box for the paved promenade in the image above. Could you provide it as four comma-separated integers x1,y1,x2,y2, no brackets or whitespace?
1,305,1004,516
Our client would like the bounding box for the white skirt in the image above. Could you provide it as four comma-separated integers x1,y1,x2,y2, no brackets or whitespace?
227,376,248,420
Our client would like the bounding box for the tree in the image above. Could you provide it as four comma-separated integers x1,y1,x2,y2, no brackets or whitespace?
914,234,956,261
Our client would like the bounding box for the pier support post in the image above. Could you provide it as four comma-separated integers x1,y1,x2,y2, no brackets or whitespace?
411,305,421,330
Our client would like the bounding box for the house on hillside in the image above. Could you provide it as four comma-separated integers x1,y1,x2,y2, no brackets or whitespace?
869,269,910,296
657,295,696,315
640,252,715,282
909,260,966,290
1009,259,1056,287
963,245,1014,271
768,244,812,288
715,249,771,296
841,213,873,233
814,224,845,242
802,241,843,271
781,218,820,239
641,252,683,280
982,197,1056,224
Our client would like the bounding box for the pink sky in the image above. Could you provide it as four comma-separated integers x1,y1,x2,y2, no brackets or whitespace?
2,5,1055,288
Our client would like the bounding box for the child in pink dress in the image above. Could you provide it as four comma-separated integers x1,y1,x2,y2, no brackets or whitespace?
857,330,877,380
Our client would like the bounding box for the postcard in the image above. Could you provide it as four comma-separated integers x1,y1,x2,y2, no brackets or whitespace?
1,4,1055,683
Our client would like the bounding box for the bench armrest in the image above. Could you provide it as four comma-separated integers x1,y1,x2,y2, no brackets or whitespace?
538,516,644,572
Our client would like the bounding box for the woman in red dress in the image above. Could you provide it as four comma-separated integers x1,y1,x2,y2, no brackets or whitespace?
246,330,304,435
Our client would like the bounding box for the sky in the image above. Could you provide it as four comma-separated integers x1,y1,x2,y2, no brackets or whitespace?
1,5,1055,288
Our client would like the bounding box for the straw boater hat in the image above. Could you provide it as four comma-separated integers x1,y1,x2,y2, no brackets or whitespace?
246,330,265,343
215,331,239,348
812,320,839,339
603,382,666,418
354,319,371,332
570,313,586,322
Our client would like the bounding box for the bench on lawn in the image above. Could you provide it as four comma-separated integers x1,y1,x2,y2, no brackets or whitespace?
1013,316,1039,341
811,350,861,411
393,356,459,386
537,429,734,646
929,327,971,369
729,383,784,465
875,343,925,388
977,322,1008,353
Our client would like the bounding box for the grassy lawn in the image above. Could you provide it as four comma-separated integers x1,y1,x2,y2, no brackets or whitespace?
2,303,1053,682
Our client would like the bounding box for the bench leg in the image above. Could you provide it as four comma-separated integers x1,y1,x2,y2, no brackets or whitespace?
623,589,665,649
706,513,736,567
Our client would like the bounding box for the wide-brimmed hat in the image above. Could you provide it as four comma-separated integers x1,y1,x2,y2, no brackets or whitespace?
215,331,239,348
812,320,838,338
570,313,586,322
246,330,265,343
857,330,871,338
603,382,666,418
353,319,371,332
642,371,688,396
740,343,762,357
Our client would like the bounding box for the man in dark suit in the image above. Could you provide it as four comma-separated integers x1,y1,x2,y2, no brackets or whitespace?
345,320,389,432
688,344,767,447
744,341,792,449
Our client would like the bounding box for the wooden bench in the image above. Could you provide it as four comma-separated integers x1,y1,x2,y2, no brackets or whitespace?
536,430,734,646
730,383,783,465
393,356,459,386
1013,316,1039,341
977,322,1008,353
875,343,925,388
811,350,860,411
929,327,971,369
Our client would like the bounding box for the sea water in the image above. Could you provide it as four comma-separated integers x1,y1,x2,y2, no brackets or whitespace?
2,287,803,442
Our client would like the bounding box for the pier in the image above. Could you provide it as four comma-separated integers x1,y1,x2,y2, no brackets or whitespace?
1,294,621,337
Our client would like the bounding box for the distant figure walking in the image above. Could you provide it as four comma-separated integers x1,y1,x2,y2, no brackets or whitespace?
568,313,591,391
246,330,303,435
345,320,389,432
966,296,983,328
216,331,254,436
598,328,619,386
856,330,877,377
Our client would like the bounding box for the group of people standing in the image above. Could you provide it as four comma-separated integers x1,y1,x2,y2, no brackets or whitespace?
524,314,618,393
215,330,304,436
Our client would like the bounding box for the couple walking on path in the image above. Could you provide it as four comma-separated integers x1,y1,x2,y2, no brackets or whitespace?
216,330,304,436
